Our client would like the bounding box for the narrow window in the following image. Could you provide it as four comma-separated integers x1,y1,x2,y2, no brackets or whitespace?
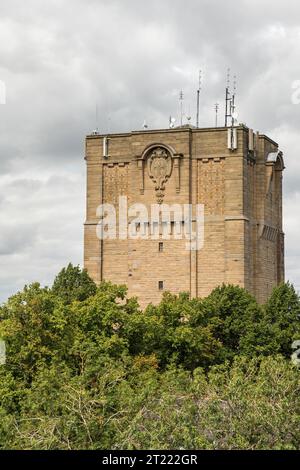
158,281,164,291
159,242,163,252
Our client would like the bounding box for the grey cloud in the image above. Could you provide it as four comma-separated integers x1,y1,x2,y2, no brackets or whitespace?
0,0,300,302
0,224,37,255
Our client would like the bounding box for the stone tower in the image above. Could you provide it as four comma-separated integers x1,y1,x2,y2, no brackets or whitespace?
84,125,284,307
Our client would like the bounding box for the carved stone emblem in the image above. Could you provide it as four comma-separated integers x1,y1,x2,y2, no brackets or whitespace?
147,147,172,203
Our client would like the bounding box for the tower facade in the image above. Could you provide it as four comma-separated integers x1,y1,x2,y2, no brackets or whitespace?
84,125,285,307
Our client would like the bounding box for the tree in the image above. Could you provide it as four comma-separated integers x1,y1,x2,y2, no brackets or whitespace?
1,268,300,450
52,263,97,303
0,283,75,381
4,356,297,450
191,285,269,361
264,282,300,357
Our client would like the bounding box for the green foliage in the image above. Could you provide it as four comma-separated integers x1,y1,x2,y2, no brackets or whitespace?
0,270,299,449
0,283,76,381
264,282,300,356
190,285,267,361
52,263,97,303
112,356,300,450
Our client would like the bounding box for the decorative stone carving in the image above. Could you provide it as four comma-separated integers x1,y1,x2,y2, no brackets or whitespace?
197,158,225,215
147,147,172,203
103,163,129,204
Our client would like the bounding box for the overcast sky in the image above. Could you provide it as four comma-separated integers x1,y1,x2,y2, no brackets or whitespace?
0,0,300,302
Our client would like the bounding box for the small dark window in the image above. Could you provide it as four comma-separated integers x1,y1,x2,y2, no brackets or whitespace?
159,242,163,252
158,281,164,291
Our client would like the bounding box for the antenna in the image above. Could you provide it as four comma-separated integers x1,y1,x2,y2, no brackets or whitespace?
196,69,202,128
231,74,238,126
215,103,219,127
228,75,238,127
227,74,238,151
225,69,238,127
233,74,237,95
169,116,176,129
179,90,184,126
225,67,231,127
227,67,231,88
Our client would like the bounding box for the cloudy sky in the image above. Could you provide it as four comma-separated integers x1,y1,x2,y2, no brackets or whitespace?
0,0,300,302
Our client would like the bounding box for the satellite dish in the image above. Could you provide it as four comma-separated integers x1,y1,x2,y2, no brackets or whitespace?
142,120,148,130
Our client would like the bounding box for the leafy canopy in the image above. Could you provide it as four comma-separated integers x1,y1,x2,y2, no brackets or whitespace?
0,266,299,449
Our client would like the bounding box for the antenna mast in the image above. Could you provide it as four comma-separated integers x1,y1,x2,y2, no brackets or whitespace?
231,74,237,127
225,69,238,127
227,74,238,151
225,68,231,127
215,103,219,127
196,70,202,128
179,90,184,126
